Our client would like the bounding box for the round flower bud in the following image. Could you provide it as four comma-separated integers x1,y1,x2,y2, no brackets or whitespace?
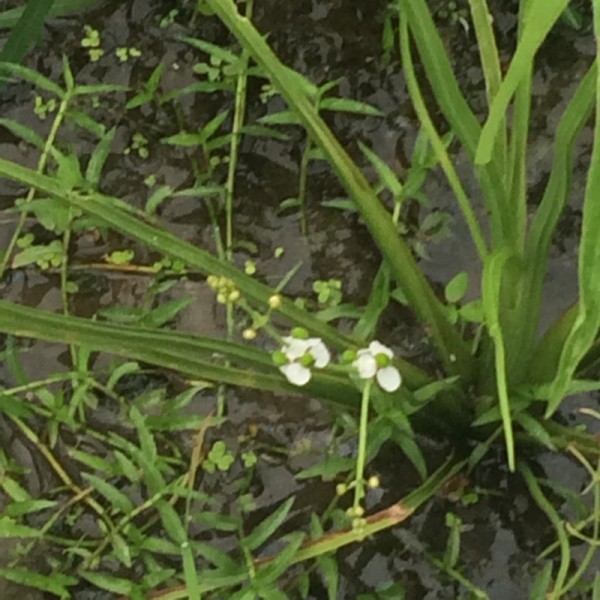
268,294,282,309
291,327,309,340
243,328,257,340
207,275,218,289
367,475,380,489
216,293,227,304
272,350,287,366
228,290,240,303
336,483,347,496
341,349,357,364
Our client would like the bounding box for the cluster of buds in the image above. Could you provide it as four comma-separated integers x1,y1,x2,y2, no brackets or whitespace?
336,476,380,530
207,275,240,305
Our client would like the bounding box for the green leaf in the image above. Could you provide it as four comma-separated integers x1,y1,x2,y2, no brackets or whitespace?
179,35,240,64
157,500,187,544
162,132,203,146
515,413,556,451
114,450,141,482
70,448,116,475
475,0,571,164
81,572,135,595
142,297,193,328
181,540,200,600
295,455,354,481
245,497,295,551
82,472,135,514
0,61,64,96
319,97,383,117
258,532,305,583
0,0,55,82
359,142,403,198
444,272,468,304
6,499,56,517
0,567,76,597
146,185,173,214
86,126,116,187
195,511,239,532
0,117,45,149
259,110,302,126
0,515,41,537
194,541,239,571
1,477,29,501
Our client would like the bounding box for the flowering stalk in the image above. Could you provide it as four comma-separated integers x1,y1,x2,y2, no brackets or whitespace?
352,378,373,524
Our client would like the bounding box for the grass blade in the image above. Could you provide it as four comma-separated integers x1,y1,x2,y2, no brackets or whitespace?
475,0,570,165
481,248,515,471
0,0,54,79
544,5,600,414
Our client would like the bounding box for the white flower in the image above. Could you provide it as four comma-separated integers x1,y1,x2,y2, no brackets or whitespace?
353,341,402,392
276,336,331,386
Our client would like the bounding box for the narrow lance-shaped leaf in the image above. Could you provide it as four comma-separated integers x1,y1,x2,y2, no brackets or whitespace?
546,1,600,416
475,0,571,165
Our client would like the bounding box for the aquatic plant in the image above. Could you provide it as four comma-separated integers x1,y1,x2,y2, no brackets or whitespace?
1,0,600,597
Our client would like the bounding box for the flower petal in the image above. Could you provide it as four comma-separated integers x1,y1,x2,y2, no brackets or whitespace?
283,338,311,361
376,366,402,392
280,362,311,386
354,354,377,379
369,340,393,358
309,340,331,368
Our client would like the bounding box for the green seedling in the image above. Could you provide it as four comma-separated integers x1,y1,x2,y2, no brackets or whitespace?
203,440,235,473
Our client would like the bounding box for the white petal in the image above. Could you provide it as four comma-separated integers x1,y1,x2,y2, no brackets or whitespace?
354,354,377,379
369,340,393,358
280,362,311,386
376,366,402,392
309,340,330,368
283,338,310,361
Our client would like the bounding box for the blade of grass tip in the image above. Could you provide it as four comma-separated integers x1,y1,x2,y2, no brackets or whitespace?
546,2,600,416
399,14,487,261
206,0,474,378
0,0,54,72
0,1,55,90
481,248,515,471
468,0,506,169
399,0,507,246
475,0,571,165
505,0,532,256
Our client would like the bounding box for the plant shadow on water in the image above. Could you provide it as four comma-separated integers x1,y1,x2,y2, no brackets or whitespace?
0,0,599,598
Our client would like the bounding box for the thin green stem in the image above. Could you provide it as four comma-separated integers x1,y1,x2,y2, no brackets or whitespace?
353,378,373,514
520,463,571,597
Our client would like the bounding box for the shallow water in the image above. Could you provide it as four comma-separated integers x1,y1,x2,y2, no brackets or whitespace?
0,1,598,598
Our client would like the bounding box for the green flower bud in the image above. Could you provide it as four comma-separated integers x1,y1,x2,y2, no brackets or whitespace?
299,353,315,367
375,353,390,368
272,350,287,366
291,327,309,340
341,349,357,364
